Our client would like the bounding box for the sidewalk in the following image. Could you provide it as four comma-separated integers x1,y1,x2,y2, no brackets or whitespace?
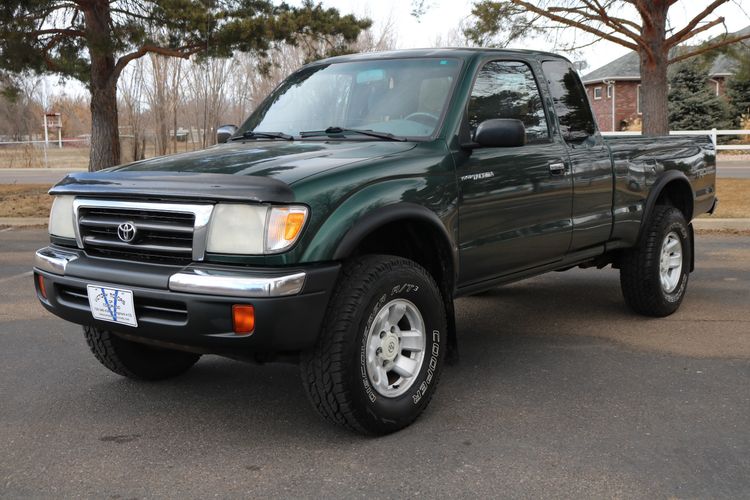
0,217,47,228
692,218,750,232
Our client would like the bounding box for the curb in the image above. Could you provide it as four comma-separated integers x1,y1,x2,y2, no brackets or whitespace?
0,217,47,228
693,218,750,232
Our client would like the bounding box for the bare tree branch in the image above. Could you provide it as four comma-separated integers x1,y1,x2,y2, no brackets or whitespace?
579,0,646,44
669,16,725,45
114,44,201,78
32,28,86,37
666,0,729,47
508,0,639,50
669,31,750,63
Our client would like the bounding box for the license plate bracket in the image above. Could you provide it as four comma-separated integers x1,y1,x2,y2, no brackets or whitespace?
86,285,138,327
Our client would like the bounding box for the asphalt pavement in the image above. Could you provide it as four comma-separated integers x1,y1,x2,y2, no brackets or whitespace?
718,157,750,179
1,229,749,498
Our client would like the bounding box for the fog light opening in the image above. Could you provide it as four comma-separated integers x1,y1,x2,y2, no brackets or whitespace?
232,304,255,335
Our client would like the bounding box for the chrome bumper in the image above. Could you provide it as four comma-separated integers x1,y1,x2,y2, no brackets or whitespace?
34,247,79,275
35,247,306,298
168,269,305,297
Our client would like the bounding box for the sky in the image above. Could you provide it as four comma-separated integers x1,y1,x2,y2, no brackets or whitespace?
320,0,750,74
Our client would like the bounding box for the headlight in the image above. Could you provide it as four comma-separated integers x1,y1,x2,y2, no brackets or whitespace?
48,196,76,238
206,204,308,255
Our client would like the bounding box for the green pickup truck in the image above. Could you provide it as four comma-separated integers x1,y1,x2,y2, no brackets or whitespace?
35,48,717,434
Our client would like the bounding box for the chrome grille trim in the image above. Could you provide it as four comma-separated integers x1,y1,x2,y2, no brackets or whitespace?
78,217,194,234
73,199,214,261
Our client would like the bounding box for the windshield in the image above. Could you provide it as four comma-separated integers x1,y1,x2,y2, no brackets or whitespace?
236,58,461,140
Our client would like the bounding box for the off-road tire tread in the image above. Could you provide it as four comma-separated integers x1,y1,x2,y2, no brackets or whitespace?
620,205,688,317
300,255,444,434
84,326,139,378
83,326,199,381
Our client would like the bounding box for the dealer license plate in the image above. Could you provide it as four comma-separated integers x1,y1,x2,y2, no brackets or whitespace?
86,285,138,327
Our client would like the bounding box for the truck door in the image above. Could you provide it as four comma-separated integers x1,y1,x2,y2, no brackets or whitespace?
541,60,614,251
456,60,573,285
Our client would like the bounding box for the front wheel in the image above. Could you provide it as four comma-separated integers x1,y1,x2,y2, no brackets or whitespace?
301,255,447,435
620,205,691,317
84,326,201,380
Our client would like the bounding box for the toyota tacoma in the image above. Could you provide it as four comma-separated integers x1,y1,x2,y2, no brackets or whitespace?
34,49,717,434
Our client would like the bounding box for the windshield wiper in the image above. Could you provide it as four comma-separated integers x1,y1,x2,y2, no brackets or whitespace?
231,130,294,141
299,126,407,142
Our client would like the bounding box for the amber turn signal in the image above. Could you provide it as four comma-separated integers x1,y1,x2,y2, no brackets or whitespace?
232,304,255,335
284,212,306,241
37,274,47,299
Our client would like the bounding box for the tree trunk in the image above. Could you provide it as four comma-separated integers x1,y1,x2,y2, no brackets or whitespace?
89,80,120,170
83,0,120,171
637,0,670,136
151,55,169,156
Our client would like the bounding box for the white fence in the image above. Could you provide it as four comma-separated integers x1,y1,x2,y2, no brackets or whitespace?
601,129,750,151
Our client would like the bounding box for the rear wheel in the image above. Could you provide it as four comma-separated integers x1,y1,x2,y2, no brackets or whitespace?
620,205,691,317
301,255,447,435
84,326,200,380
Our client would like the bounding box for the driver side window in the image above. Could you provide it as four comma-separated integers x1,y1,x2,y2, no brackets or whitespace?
468,61,549,143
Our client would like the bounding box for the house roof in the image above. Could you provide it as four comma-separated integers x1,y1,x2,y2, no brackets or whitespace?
582,51,640,83
582,25,749,84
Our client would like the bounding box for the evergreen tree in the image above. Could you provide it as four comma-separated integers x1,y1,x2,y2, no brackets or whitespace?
668,59,729,130
0,1,370,170
726,55,750,127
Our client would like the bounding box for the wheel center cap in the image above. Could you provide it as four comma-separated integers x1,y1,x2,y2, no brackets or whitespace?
380,333,400,361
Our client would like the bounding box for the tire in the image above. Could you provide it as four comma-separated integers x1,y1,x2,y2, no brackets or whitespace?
620,205,691,317
84,326,200,381
301,255,447,435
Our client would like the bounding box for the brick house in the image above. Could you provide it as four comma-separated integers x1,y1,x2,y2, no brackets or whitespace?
581,26,747,131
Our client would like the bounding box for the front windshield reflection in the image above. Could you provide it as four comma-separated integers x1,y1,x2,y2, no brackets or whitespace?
237,58,461,140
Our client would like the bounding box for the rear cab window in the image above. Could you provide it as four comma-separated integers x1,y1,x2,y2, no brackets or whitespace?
541,60,597,143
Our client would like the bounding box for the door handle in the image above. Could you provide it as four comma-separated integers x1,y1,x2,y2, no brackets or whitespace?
548,162,566,175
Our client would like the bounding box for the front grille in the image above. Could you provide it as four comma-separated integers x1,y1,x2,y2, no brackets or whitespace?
77,205,198,264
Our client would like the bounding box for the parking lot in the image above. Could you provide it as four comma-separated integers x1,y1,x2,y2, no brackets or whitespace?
1,228,749,498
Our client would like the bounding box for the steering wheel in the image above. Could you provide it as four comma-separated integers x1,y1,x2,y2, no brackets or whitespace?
404,112,440,127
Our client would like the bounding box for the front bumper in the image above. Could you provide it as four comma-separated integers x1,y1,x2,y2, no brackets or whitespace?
34,246,340,355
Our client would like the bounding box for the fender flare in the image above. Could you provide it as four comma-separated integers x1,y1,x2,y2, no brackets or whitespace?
332,202,459,283
332,202,461,362
638,170,694,243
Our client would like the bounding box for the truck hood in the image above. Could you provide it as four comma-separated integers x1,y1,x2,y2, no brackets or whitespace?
51,141,416,203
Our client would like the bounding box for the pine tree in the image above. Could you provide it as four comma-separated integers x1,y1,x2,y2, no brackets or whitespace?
0,1,370,170
726,55,750,127
668,59,729,130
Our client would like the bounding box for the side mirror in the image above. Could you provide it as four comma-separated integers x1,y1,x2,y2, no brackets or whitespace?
216,124,238,144
472,119,526,148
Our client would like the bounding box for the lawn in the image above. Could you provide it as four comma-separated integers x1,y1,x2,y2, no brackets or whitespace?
0,184,52,218
710,178,750,218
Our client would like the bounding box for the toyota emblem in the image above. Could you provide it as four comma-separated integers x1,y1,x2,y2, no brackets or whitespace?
117,222,137,243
